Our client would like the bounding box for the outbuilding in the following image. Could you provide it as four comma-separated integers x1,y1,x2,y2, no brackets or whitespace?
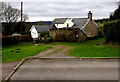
30,25,50,39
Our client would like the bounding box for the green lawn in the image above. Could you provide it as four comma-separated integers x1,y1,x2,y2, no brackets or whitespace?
48,38,119,57
3,42,51,62
2,38,119,62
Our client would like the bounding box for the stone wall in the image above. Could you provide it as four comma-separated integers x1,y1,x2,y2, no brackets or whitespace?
50,28,86,42
82,20,98,37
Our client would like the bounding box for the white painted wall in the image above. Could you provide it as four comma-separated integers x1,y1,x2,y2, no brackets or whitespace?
55,18,74,28
30,26,39,38
64,19,74,27
55,24,65,28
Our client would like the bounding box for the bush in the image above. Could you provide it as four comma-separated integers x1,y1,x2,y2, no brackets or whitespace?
2,35,32,45
42,37,53,43
98,27,104,38
39,32,49,37
97,22,107,38
33,32,53,44
103,19,120,43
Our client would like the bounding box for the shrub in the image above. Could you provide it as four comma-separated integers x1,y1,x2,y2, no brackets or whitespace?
97,22,106,38
103,19,120,43
42,37,53,43
2,35,32,45
39,32,49,37
33,32,53,44
98,27,104,38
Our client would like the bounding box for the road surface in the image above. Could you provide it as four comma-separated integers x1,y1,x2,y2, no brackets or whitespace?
10,58,118,80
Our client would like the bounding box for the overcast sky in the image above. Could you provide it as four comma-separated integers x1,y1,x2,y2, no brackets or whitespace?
9,1,118,22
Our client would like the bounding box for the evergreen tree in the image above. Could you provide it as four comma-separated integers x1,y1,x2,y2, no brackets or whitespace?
110,1,120,20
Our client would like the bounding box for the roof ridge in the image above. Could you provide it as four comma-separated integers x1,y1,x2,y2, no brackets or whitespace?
73,18,88,19
54,18,88,19
34,25,50,26
55,17,68,19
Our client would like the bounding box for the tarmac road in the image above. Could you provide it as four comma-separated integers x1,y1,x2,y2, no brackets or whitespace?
10,58,118,80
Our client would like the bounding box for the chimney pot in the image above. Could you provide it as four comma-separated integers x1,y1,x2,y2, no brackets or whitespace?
89,11,91,13
88,11,92,20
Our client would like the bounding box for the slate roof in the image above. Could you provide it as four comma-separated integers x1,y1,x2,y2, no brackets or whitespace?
34,25,50,32
72,18,88,29
52,18,89,29
53,18,68,24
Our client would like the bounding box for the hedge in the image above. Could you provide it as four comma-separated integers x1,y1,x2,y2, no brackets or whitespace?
103,19,120,43
2,35,32,45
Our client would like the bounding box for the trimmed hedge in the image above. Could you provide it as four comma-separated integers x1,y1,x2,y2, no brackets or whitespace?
103,19,120,43
2,35,32,45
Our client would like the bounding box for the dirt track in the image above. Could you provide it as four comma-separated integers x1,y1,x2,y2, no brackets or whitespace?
35,45,75,58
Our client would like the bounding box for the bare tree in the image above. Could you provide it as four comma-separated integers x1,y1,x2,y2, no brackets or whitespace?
0,2,6,22
0,2,28,22
0,2,21,22
1,2,29,35
22,13,28,22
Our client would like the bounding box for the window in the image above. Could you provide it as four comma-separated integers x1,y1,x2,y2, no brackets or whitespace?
67,24,69,27
76,34,79,38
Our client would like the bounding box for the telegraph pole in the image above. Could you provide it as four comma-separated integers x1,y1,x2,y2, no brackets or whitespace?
21,2,23,32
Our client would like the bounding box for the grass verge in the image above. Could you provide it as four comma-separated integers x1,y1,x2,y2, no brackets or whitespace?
3,42,51,62
48,38,119,57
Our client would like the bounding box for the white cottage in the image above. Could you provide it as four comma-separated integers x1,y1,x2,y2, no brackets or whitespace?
30,25,50,39
53,18,74,28
51,11,99,37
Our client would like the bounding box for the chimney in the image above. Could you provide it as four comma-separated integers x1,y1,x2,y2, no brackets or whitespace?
88,11,92,20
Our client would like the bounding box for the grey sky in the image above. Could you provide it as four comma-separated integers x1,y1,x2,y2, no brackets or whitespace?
9,1,118,22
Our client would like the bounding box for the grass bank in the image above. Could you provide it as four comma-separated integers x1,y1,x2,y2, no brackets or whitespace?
3,42,51,62
48,38,119,57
